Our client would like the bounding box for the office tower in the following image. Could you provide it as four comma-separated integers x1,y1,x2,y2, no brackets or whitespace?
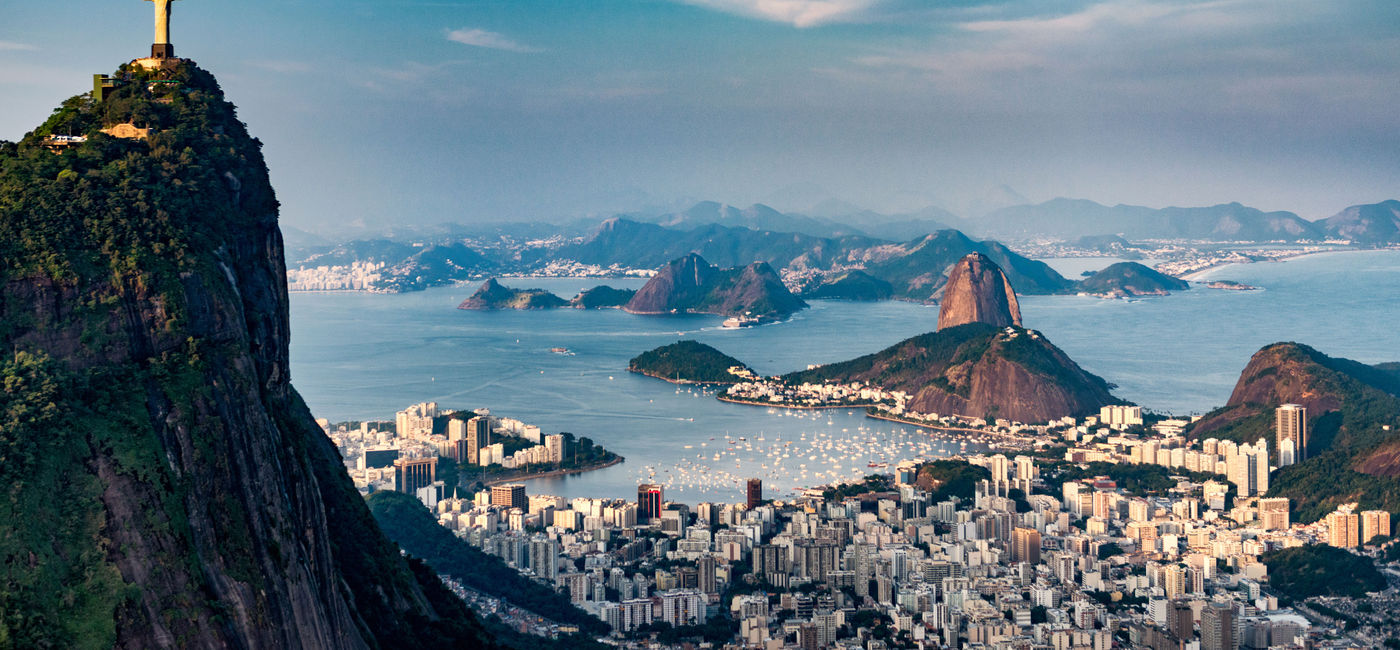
1361,510,1391,544
1275,404,1307,464
1012,527,1042,565
1201,602,1236,650
1326,510,1360,548
393,456,437,494
638,483,664,523
491,483,527,510
746,478,763,509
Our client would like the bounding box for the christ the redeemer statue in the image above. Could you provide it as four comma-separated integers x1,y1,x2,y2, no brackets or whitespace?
146,0,179,59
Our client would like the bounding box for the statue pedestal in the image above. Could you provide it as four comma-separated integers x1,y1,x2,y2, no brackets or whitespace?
152,43,175,59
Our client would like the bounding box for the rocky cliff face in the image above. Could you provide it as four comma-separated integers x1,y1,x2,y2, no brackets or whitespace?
937,253,1023,330
624,253,807,318
0,62,490,648
786,324,1117,423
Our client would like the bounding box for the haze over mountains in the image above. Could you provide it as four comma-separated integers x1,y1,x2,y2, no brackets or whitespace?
287,195,1400,297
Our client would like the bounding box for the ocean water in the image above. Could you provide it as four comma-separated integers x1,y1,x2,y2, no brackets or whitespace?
288,250,1400,501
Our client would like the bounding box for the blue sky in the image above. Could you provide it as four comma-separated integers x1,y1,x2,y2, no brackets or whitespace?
2,0,1397,232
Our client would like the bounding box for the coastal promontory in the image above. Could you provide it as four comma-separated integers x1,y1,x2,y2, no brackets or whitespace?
785,323,1119,423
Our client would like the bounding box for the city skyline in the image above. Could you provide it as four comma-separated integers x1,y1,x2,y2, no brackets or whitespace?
2,0,1398,233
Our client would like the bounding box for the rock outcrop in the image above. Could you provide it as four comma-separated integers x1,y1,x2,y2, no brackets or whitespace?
0,61,492,648
937,253,1023,330
624,253,807,319
785,323,1118,423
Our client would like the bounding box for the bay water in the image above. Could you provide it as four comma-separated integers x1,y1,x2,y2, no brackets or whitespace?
288,250,1400,501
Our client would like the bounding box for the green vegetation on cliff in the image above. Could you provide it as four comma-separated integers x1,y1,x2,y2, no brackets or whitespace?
1188,342,1400,523
0,61,496,647
1262,545,1386,600
629,340,752,383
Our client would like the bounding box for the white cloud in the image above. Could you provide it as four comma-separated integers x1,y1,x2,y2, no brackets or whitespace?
678,0,882,27
0,41,36,52
446,28,541,53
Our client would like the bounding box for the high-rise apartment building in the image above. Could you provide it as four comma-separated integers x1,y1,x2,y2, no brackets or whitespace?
1258,498,1290,530
1361,510,1391,543
1011,527,1041,565
1275,404,1307,465
1326,510,1359,548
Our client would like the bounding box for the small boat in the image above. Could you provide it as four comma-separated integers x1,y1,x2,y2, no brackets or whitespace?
549,347,574,355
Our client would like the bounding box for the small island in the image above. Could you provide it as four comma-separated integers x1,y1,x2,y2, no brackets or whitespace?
1076,261,1189,297
457,278,641,310
457,278,569,310
628,340,756,384
1205,280,1259,291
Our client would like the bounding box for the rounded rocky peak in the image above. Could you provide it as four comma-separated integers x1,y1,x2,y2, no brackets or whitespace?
937,253,1023,330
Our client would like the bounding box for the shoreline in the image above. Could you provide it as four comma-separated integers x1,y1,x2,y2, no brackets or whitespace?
863,410,1033,445
1177,247,1383,281
629,369,739,386
478,456,625,487
716,395,880,410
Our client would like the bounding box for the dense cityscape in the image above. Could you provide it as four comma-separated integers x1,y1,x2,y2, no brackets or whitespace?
330,398,1399,649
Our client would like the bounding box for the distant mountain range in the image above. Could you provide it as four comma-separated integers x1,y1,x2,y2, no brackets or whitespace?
596,197,1400,244
285,198,1399,295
